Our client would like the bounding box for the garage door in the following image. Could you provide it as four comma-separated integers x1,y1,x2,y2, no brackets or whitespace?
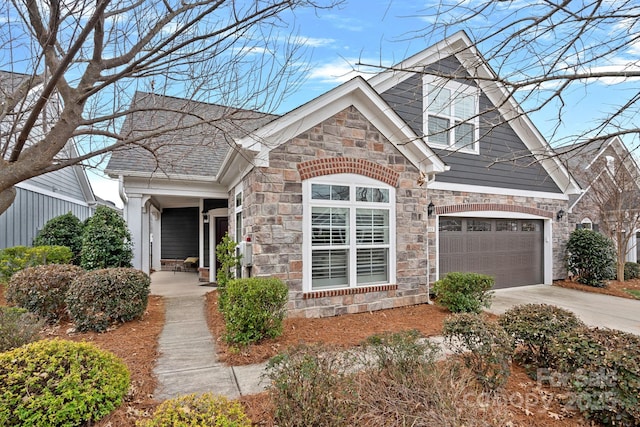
439,217,543,289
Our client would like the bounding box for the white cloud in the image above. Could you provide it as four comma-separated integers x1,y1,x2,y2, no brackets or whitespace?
307,58,386,84
296,36,335,48
587,62,640,85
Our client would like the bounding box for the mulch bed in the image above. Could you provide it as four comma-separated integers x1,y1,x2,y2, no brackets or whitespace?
554,277,640,299
205,291,451,366
0,286,164,427
4,280,631,426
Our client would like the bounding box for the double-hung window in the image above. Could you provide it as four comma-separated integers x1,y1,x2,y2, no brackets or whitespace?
424,76,479,153
304,175,396,291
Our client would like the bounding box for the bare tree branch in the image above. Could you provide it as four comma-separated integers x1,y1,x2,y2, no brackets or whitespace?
0,0,341,214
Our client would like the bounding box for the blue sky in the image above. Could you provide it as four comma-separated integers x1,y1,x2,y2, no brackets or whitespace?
87,0,639,206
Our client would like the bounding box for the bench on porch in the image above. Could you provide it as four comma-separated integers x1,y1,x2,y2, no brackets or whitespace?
183,257,199,272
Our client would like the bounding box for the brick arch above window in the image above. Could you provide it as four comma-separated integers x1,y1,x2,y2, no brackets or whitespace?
297,157,400,187
434,203,553,218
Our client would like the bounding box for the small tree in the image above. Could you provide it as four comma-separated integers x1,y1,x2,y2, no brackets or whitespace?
80,206,133,270
33,212,84,264
565,228,616,287
215,233,241,309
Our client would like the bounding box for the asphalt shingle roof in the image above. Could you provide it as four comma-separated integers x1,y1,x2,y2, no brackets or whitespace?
106,92,277,178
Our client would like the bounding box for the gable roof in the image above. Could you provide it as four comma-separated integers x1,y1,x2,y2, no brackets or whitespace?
234,76,448,176
368,31,580,196
105,91,277,179
556,136,640,210
1,70,96,205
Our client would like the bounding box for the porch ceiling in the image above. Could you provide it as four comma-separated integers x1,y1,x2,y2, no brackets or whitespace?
151,195,200,209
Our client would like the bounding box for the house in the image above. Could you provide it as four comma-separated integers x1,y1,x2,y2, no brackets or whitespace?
557,136,640,263
0,71,98,249
106,31,580,317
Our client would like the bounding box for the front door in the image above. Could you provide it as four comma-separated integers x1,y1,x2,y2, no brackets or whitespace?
214,216,229,276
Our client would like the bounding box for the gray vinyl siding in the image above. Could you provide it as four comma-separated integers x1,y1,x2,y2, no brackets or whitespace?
380,56,562,194
160,207,199,260
0,186,93,249
28,167,86,200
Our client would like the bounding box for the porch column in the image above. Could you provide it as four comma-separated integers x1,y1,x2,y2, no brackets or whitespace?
124,194,150,273
150,206,161,271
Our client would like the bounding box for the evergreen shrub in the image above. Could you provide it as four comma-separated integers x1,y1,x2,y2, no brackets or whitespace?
33,212,84,264
66,267,150,332
138,393,251,427
0,339,130,427
565,228,616,287
433,272,494,313
7,264,84,323
222,277,288,345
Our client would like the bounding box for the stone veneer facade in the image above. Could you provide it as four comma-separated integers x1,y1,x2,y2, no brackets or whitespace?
228,105,570,318
426,191,570,281
236,106,431,318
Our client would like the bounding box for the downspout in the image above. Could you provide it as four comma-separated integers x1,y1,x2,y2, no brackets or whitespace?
118,175,128,204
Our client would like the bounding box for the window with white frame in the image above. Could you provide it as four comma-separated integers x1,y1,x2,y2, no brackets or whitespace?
581,218,593,230
304,175,395,291
424,76,479,153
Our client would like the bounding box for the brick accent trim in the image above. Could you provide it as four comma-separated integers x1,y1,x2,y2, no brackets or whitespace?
303,284,398,299
297,157,400,186
435,203,554,218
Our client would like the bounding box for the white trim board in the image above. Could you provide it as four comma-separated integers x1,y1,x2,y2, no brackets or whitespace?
427,180,569,201
16,182,91,207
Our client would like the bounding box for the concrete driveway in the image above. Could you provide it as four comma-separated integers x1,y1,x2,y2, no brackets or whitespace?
487,284,640,335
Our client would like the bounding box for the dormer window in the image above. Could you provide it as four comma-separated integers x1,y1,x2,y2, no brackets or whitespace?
424,76,479,154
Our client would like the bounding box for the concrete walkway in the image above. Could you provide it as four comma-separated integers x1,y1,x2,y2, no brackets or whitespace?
150,273,640,400
151,272,267,400
488,284,640,335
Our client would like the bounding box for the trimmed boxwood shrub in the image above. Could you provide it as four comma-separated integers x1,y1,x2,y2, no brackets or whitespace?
548,327,640,426
499,303,584,375
0,307,43,352
0,339,130,426
443,313,514,391
222,277,288,345
433,272,494,313
66,267,150,332
138,393,251,427
7,264,85,323
0,245,73,282
81,206,133,270
33,212,84,264
565,228,616,287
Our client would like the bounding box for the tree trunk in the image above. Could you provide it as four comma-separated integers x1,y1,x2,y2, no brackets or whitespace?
0,186,16,216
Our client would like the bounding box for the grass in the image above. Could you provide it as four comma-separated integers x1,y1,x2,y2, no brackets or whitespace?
623,288,640,299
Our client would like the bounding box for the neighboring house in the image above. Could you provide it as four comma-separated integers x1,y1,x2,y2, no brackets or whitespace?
557,136,640,262
0,71,98,249
106,31,580,317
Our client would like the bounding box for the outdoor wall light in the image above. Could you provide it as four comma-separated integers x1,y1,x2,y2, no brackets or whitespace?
202,210,210,224
427,201,435,217
557,209,565,221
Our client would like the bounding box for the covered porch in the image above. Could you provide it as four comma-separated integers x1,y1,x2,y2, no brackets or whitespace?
121,176,230,282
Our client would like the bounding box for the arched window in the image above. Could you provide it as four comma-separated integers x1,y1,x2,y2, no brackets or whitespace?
303,174,396,291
